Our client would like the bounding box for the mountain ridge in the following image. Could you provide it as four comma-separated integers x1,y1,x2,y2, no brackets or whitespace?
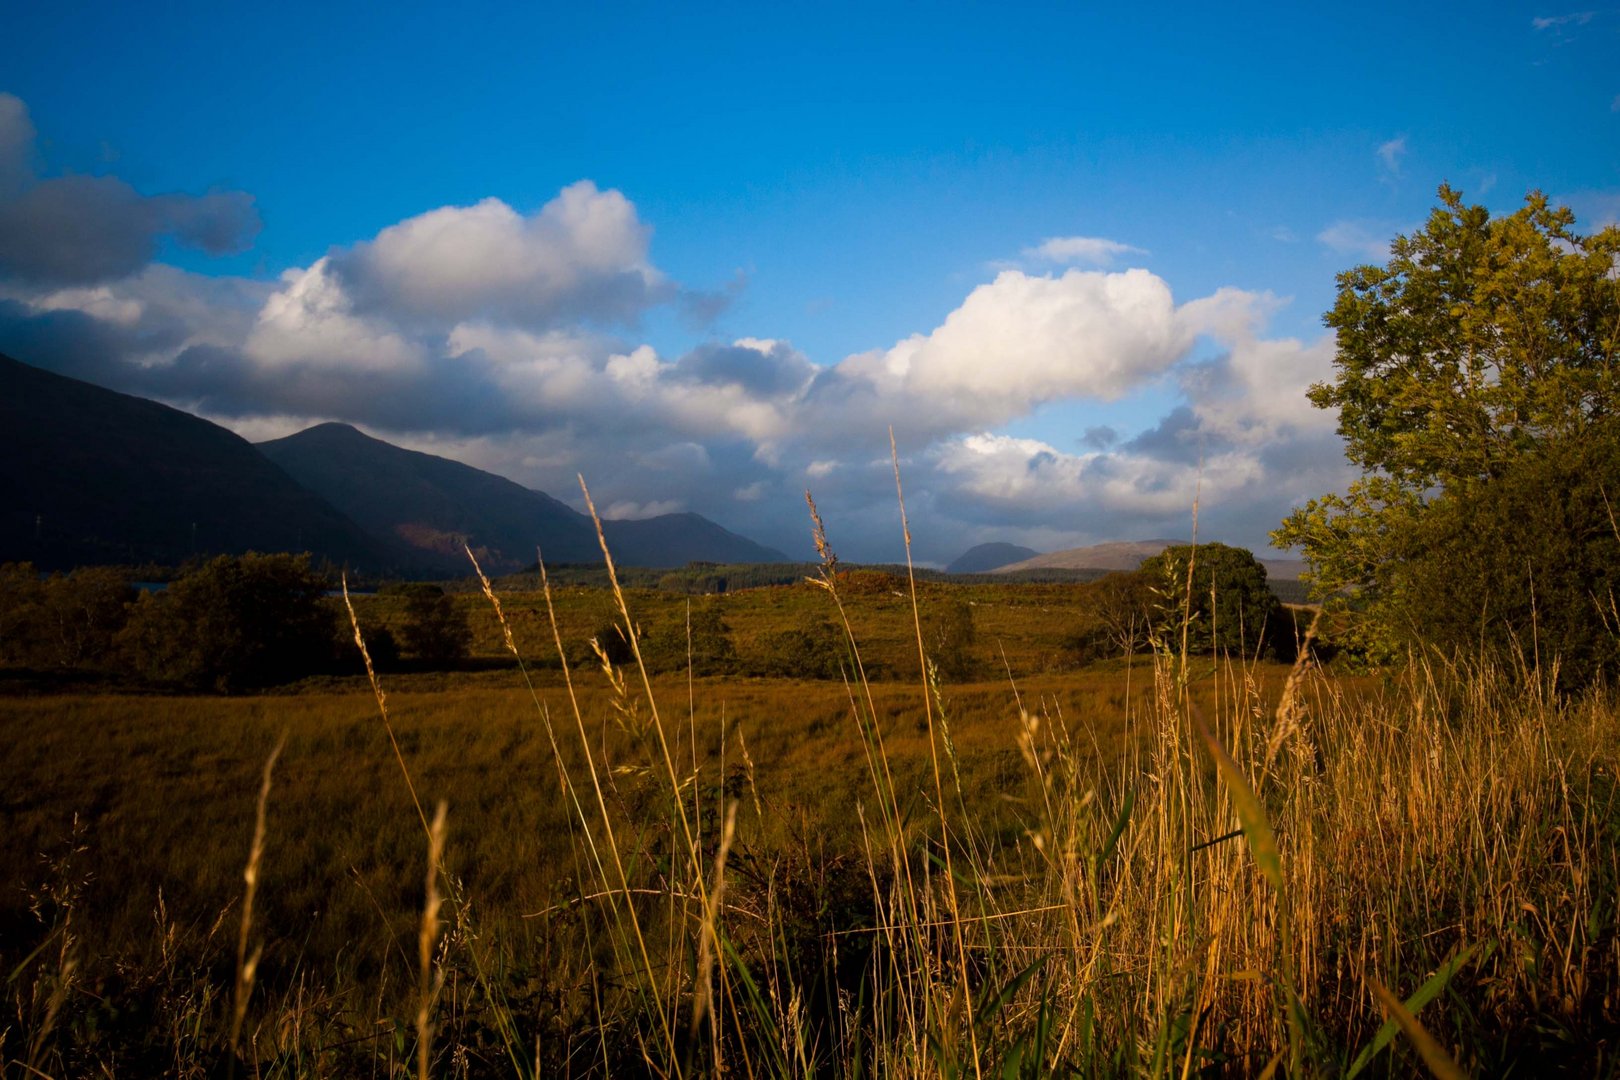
0,353,407,572
1,354,790,575
258,422,790,573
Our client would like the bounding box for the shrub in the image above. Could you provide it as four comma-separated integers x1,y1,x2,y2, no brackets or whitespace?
118,553,336,690
1081,570,1155,659
395,584,472,665
754,617,846,679
639,602,738,675
1386,424,1620,687
0,563,134,670
926,598,977,681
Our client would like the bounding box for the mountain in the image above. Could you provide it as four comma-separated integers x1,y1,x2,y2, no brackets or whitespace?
599,512,792,569
259,423,788,573
995,539,1306,581
945,542,1040,574
258,423,600,574
0,354,400,572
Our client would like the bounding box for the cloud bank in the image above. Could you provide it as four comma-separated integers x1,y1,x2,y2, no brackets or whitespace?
0,92,1351,563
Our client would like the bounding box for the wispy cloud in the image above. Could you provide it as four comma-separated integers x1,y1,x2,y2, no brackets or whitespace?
1021,235,1146,266
1377,136,1407,177
1317,220,1396,261
1531,11,1594,30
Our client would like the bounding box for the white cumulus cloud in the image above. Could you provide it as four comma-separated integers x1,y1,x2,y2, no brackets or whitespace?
820,267,1190,440
328,182,669,330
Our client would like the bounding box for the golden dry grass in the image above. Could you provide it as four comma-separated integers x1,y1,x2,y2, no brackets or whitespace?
2,569,1615,1077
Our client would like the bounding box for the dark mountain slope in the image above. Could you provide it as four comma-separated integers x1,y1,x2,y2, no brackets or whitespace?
600,512,789,569
259,423,789,573
0,354,398,571
259,423,601,574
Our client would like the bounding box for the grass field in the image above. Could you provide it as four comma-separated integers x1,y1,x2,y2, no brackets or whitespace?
3,567,1616,1077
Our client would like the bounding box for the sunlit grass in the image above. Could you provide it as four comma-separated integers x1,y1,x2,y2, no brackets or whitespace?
3,557,1616,1076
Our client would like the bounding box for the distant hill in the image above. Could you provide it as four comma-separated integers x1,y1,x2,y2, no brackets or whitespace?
259,423,788,574
597,512,791,570
945,542,1040,574
0,353,400,572
995,539,1306,581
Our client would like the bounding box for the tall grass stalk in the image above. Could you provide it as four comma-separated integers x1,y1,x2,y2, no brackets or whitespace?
891,429,983,1077
226,734,283,1065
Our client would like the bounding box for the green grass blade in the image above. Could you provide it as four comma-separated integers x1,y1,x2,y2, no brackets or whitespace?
1365,973,1469,1080
974,952,1050,1035
1189,706,1282,893
1098,787,1135,869
1347,943,1483,1079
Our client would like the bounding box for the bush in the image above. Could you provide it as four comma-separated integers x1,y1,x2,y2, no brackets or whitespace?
1385,425,1620,688
1079,570,1155,660
639,602,738,676
395,584,472,665
118,553,337,690
926,598,977,681
0,563,134,670
754,617,846,679
581,619,640,668
0,562,44,665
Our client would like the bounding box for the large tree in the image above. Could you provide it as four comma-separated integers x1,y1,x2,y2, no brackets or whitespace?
1274,187,1620,681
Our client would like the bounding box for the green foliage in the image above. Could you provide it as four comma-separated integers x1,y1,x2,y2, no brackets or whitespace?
1140,542,1280,657
0,562,43,662
395,583,472,665
0,563,135,670
118,553,337,690
753,616,846,679
640,601,738,675
1275,187,1620,682
1077,570,1155,660
584,618,639,667
926,597,978,680
1388,426,1620,686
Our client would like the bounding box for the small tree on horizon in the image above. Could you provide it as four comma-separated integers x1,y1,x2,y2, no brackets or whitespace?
1140,542,1279,658
396,583,472,666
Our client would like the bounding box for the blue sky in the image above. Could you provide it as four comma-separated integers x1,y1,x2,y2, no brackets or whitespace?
2,3,1615,562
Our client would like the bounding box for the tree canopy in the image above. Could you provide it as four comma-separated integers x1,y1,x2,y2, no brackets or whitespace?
1139,542,1279,658
120,553,337,690
1274,187,1620,683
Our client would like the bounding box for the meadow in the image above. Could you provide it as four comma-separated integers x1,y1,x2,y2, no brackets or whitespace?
2,558,1616,1077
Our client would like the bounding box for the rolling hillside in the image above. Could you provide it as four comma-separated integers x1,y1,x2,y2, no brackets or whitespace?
994,538,1306,581
945,542,1040,573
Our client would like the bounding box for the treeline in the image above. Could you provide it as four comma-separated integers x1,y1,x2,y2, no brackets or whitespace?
1,545,1316,692
503,559,1307,600
0,554,472,691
